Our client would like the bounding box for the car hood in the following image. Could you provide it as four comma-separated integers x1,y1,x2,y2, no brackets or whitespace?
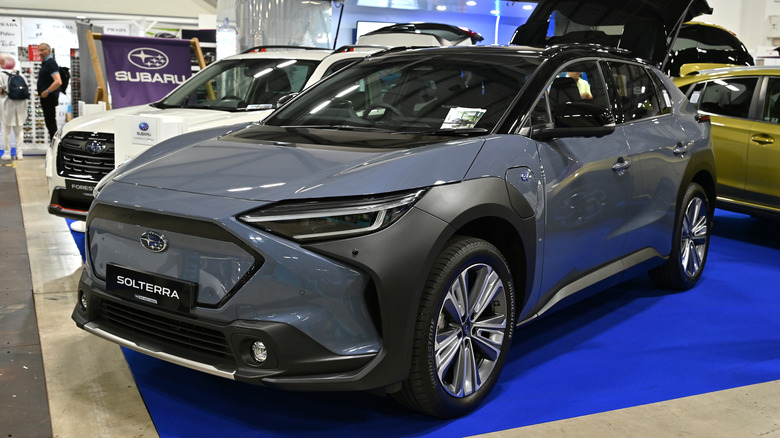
112,125,486,202
512,0,712,66
61,104,273,136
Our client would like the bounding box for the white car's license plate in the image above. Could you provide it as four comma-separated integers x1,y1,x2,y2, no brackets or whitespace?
106,264,196,313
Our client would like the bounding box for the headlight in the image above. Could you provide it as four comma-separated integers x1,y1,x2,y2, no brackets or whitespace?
239,189,426,241
50,129,62,149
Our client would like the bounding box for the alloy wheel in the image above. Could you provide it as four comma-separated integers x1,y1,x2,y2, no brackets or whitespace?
434,263,508,397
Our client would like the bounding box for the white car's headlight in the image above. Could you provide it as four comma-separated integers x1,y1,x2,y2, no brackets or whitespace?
50,129,62,149
239,189,426,242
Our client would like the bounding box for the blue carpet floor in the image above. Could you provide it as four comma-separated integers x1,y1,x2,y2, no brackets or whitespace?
120,209,780,437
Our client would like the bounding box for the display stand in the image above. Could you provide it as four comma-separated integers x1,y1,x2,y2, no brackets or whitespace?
70,48,81,118
19,61,49,154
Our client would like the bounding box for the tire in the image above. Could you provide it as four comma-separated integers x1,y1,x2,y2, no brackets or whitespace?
649,182,711,290
393,237,515,418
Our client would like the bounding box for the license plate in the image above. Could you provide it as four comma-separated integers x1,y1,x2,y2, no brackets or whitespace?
106,264,196,313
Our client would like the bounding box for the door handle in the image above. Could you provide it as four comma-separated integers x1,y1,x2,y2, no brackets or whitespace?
612,157,631,175
750,134,775,145
673,141,693,156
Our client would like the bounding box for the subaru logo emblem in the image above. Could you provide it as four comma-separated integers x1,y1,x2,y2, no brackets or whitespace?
140,231,168,253
85,140,106,155
139,122,149,131
127,47,169,70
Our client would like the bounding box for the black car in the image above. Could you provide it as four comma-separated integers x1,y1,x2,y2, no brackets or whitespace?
666,22,754,77
511,0,716,75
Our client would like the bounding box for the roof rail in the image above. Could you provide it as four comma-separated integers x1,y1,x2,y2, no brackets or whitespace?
332,44,391,53
241,45,331,54
365,46,429,59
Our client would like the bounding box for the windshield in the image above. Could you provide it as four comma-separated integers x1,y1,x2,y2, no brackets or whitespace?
156,58,321,111
265,53,538,133
672,25,744,52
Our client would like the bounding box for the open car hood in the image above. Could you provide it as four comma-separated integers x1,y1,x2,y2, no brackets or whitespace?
511,0,712,67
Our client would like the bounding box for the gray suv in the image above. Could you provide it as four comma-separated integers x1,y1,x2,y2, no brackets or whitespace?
72,42,715,417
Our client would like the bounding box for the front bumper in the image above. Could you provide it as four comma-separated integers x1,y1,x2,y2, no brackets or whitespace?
48,184,94,220
72,280,376,387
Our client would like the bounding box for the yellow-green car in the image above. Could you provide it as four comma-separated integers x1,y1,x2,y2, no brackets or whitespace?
675,66,780,217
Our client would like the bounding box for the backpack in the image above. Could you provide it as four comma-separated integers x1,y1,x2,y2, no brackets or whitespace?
59,66,70,93
4,71,30,100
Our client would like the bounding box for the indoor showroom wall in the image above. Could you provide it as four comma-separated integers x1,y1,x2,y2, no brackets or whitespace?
689,0,780,59
0,0,216,18
4,0,778,57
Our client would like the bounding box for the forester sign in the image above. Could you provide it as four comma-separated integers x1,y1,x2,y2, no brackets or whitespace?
102,35,191,108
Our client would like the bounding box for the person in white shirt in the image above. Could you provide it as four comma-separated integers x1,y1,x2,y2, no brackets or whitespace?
0,53,27,160
567,71,593,100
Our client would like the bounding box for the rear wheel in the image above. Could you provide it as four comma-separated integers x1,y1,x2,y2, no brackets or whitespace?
394,237,515,418
649,182,711,290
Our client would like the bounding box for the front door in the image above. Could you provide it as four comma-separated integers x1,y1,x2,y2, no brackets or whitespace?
533,60,631,308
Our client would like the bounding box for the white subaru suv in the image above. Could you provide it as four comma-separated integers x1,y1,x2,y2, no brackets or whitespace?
45,25,479,220
45,47,334,220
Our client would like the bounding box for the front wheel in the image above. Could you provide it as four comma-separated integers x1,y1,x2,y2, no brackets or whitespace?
393,237,515,418
649,182,711,290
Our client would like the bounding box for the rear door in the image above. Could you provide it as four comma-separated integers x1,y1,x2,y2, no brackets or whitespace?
606,61,700,257
745,76,780,210
688,76,760,203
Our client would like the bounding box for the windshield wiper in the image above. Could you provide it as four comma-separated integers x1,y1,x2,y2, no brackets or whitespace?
330,125,398,133
413,128,489,136
281,125,397,133
189,103,240,112
151,102,184,109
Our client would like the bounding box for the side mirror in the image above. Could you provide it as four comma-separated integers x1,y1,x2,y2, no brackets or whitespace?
532,102,615,141
276,93,298,108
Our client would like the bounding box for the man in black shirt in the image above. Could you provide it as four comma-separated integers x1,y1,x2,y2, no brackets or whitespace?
36,43,62,141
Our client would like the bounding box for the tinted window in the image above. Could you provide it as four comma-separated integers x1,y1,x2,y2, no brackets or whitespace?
648,71,672,115
696,77,757,119
764,78,780,123
268,55,539,133
609,63,663,122
673,25,744,52
531,60,611,126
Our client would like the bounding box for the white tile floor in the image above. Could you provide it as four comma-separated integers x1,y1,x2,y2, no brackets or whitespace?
12,156,780,437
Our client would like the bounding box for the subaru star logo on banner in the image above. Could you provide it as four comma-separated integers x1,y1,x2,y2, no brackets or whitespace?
101,35,192,108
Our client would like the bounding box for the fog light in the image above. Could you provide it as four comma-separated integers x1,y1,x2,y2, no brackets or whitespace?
79,292,88,311
251,341,268,363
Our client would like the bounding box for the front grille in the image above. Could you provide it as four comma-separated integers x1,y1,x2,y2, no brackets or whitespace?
100,300,233,360
57,131,115,181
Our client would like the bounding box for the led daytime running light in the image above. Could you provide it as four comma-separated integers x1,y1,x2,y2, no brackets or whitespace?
240,189,425,241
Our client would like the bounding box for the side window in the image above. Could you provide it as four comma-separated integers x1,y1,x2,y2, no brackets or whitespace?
763,78,780,123
698,77,757,119
687,82,707,105
609,62,663,122
648,71,672,115
529,93,551,126
547,60,610,119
